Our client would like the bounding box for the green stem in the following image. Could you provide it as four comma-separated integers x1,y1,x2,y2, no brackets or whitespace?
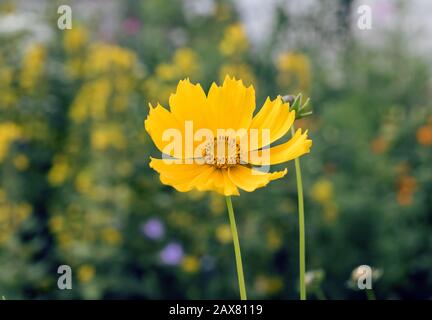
291,125,306,300
225,196,247,300
366,289,376,300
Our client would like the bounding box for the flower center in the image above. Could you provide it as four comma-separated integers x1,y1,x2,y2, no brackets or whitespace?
203,136,240,168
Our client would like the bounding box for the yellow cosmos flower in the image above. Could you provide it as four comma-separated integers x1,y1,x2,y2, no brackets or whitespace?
145,76,312,196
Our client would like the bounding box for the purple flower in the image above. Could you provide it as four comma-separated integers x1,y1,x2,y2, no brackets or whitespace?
160,242,184,265
141,218,165,240
123,17,141,36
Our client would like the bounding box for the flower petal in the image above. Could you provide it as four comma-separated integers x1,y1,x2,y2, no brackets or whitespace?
197,168,239,196
228,165,287,192
144,103,185,157
248,96,295,150
169,79,208,130
149,158,214,192
206,75,255,132
248,129,312,166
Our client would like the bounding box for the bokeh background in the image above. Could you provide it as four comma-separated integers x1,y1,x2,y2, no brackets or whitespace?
0,0,431,299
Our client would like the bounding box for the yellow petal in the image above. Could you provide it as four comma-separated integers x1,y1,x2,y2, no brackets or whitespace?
248,129,312,166
144,103,184,157
248,96,295,150
228,165,287,192
197,168,239,196
169,79,208,130
149,158,214,192
206,75,255,132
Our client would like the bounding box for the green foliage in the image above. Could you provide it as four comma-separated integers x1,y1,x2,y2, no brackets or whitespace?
0,0,431,299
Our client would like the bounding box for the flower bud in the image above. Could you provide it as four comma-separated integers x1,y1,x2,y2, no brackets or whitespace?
282,93,312,119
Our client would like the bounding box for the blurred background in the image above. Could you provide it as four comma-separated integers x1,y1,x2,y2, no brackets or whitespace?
0,0,431,299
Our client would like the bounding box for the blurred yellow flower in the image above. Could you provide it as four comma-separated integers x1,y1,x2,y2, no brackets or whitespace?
19,44,46,92
187,190,205,201
255,275,284,295
155,48,199,82
210,194,224,215
0,1,15,13
70,79,111,123
101,227,122,245
311,179,333,204
75,170,92,194
181,255,200,273
323,201,338,223
267,228,283,250
49,215,64,233
0,122,22,162
91,125,126,150
0,201,32,245
0,66,13,86
78,265,95,283
215,224,232,244
48,156,70,186
173,48,199,76
277,52,311,93
0,64,17,107
156,63,178,81
84,43,137,76
63,26,88,53
145,77,312,195
65,57,84,79
13,154,30,171
219,63,255,86
219,24,249,56
214,3,231,21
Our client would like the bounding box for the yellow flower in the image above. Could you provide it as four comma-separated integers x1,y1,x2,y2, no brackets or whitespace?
173,48,199,76
63,26,88,53
49,215,64,233
0,122,22,162
13,154,29,171
145,76,312,196
215,224,232,244
210,193,224,215
91,125,126,150
78,265,95,283
255,275,284,295
155,63,178,81
16,203,32,222
181,255,200,273
311,179,333,204
19,44,46,91
155,48,199,82
84,43,137,76
219,64,255,86
324,201,338,222
74,170,92,194
267,228,282,250
101,227,122,245
0,201,32,244
219,24,249,56
69,79,111,122
277,52,311,93
48,156,70,186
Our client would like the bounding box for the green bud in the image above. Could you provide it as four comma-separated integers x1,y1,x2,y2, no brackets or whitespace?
282,93,313,120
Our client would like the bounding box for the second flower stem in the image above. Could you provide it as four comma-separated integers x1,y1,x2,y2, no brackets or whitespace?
225,196,247,300
291,125,306,300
